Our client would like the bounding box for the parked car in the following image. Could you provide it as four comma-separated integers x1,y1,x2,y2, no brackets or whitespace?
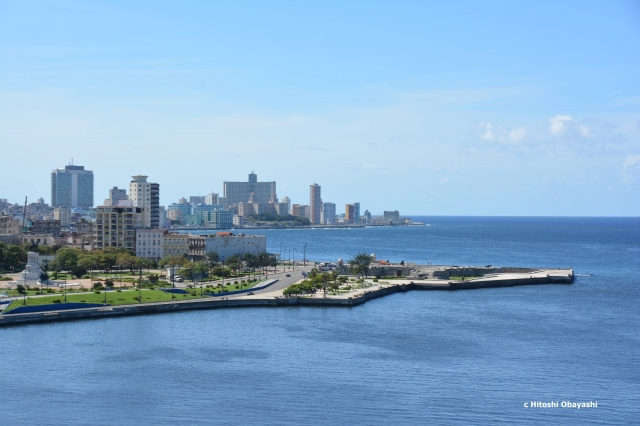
174,276,183,282
247,291,254,295
285,274,291,277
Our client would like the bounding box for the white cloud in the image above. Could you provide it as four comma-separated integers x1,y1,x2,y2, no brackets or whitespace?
549,115,574,136
509,128,528,143
479,122,495,140
477,122,527,145
622,155,640,182
439,178,450,184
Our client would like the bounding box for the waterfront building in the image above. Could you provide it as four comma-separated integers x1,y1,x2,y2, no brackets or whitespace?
202,209,233,228
204,232,266,261
321,202,336,225
309,184,321,224
223,172,276,205
95,206,141,250
179,197,188,204
51,164,94,209
383,210,400,225
291,204,308,218
218,197,228,209
162,232,189,257
190,196,206,204
238,192,288,217
353,202,361,225
136,228,164,260
54,207,71,228
363,209,372,225
204,193,219,205
129,176,160,229
345,204,356,224
281,196,291,215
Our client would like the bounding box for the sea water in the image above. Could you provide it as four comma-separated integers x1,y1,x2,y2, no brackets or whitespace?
0,217,638,425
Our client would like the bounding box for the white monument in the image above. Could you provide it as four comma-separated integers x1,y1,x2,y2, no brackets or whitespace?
18,252,47,284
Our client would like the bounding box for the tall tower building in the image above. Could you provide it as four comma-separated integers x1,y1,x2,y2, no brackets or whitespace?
353,202,360,225
309,184,321,224
345,204,355,224
129,175,160,229
51,164,94,209
321,202,336,225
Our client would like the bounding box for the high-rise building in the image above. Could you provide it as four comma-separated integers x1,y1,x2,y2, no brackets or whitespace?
129,175,160,229
345,204,355,224
204,193,219,205
310,184,321,224
105,187,127,206
321,202,336,225
54,207,71,228
291,204,310,218
353,202,360,225
383,210,400,225
95,206,141,250
363,209,372,225
223,172,276,205
190,196,206,204
51,164,94,209
281,196,291,215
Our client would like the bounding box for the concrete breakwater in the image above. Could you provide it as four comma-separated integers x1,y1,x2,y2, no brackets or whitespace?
0,269,573,327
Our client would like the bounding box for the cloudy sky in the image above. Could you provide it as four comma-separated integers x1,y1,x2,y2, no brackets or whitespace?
1,0,639,215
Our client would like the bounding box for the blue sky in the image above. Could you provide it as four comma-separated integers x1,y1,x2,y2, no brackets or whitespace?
1,0,639,215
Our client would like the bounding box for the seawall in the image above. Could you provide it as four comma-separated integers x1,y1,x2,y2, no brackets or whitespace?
0,269,573,327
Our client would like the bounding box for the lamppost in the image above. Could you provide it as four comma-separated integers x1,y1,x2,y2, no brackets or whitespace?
138,264,142,303
63,279,67,303
293,249,296,271
303,243,307,267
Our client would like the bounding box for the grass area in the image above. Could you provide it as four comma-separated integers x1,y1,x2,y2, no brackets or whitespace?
3,289,203,312
448,276,482,281
2,280,265,313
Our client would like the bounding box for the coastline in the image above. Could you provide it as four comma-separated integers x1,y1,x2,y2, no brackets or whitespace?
0,268,573,327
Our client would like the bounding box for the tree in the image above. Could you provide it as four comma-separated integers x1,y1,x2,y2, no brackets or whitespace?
16,284,27,295
349,252,373,278
52,248,80,274
206,251,220,266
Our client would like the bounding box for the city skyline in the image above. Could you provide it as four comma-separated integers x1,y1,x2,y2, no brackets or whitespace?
1,1,639,216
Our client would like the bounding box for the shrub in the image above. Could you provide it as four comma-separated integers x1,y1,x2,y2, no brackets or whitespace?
133,296,139,301
373,278,379,282
82,275,91,279
80,299,86,302
234,280,238,284
190,292,196,296
343,286,352,291
52,299,62,303
94,290,101,294
235,285,239,289
116,289,122,292
46,288,54,293
105,279,114,287
0,276,13,281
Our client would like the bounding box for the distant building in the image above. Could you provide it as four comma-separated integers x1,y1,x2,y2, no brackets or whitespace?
54,207,71,227
0,214,21,235
136,229,164,260
179,197,188,204
281,196,291,214
51,164,94,209
162,232,189,257
383,210,400,225
28,219,60,237
353,202,361,225
321,202,336,225
168,203,192,222
190,196,206,204
95,206,142,250
238,192,288,217
104,187,127,206
204,193,219,205
345,204,355,224
291,204,309,218
129,175,160,229
202,209,234,229
363,209,372,225
188,234,206,262
310,184,321,224
204,232,266,261
223,172,276,206
158,206,167,229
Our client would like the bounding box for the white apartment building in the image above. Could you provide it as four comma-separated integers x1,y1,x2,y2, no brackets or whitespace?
321,202,336,225
129,175,160,229
204,232,266,260
136,229,164,259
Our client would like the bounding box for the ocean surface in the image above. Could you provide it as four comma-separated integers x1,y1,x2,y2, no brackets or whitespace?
1,217,638,425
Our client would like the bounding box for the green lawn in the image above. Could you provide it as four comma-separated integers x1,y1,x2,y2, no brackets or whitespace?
448,276,482,281
2,280,264,313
